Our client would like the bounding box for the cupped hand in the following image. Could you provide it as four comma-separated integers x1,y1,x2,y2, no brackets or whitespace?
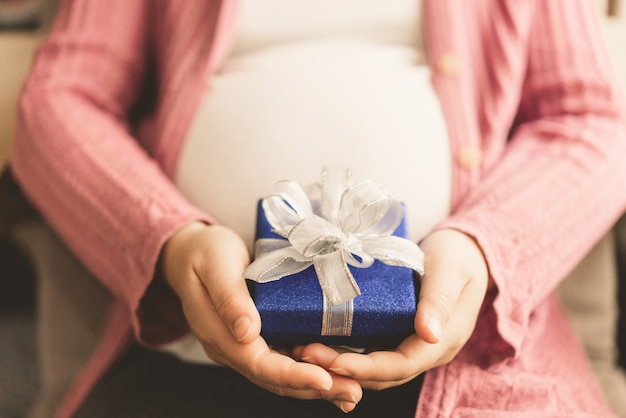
161,222,362,412
295,228,492,390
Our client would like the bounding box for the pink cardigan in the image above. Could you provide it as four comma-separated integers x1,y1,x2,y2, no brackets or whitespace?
11,0,626,416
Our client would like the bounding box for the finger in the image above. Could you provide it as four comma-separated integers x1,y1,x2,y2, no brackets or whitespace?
207,276,261,344
259,354,362,401
357,375,417,391
246,348,334,392
295,343,355,367
297,343,340,366
416,270,463,344
332,400,358,413
415,240,467,343
179,272,251,362
299,344,417,390
240,346,363,407
182,280,344,396
194,227,261,344
259,345,363,406
329,349,412,382
328,335,442,383
328,291,485,387
259,383,358,414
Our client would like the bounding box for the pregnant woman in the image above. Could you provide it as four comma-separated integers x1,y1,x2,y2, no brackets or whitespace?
11,1,626,417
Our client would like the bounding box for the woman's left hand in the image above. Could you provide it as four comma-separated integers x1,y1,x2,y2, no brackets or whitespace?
294,228,492,390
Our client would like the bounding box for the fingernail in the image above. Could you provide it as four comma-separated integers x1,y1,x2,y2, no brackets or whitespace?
426,315,442,341
311,378,332,392
333,400,357,413
329,367,352,377
300,356,314,363
232,316,252,342
292,346,305,359
337,392,359,404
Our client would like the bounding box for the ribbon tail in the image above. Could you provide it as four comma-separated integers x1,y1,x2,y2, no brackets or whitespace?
313,251,361,305
361,236,425,275
322,297,353,336
244,247,313,283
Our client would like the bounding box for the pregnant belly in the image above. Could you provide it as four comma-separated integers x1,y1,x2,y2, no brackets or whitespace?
175,40,451,251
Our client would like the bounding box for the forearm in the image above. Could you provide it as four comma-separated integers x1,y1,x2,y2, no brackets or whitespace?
437,0,626,356
10,0,211,343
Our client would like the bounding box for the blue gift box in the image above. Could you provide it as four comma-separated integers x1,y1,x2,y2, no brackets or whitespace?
250,201,419,348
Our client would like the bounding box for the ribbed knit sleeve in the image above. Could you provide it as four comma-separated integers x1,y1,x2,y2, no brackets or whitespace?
11,0,211,345
437,0,626,358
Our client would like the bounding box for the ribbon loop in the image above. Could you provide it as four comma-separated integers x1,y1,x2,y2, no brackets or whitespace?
288,215,342,257
263,180,313,236
339,180,404,235
244,168,425,306
321,167,351,223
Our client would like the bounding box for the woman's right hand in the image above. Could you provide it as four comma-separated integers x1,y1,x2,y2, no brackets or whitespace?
160,222,362,412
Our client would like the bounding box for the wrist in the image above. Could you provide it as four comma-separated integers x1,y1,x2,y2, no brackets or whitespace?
426,228,492,292
159,221,209,290
159,222,251,294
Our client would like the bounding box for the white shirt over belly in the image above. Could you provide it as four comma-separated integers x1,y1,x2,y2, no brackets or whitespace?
171,0,452,364
176,0,451,252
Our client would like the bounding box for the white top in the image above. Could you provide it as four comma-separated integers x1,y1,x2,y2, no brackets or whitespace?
170,0,451,363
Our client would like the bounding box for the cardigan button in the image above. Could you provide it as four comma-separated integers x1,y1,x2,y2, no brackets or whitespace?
456,147,483,169
437,54,461,77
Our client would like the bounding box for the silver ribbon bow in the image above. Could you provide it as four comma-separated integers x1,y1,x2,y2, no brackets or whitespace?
244,168,425,309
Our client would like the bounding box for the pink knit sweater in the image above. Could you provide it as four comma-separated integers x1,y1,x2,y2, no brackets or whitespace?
11,0,626,416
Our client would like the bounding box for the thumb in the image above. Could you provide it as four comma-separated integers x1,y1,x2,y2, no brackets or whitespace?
215,286,261,344
415,274,462,344
203,264,261,343
162,222,261,344
197,227,261,344
414,240,464,344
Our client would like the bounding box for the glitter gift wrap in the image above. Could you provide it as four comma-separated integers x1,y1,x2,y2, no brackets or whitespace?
250,200,419,348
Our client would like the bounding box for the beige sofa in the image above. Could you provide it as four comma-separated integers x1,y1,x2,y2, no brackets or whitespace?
0,32,41,174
